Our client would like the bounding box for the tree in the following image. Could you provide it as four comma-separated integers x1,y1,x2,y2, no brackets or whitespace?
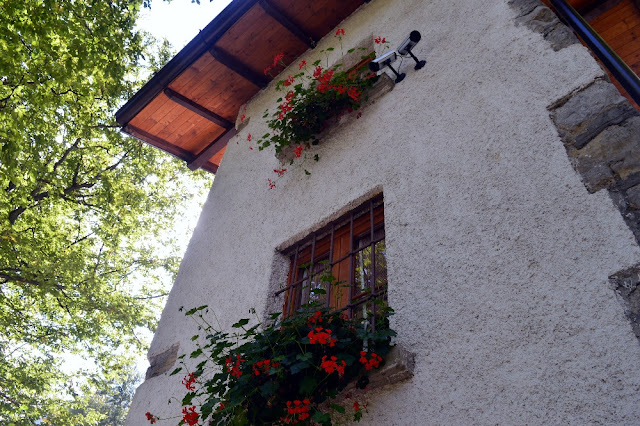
0,0,209,422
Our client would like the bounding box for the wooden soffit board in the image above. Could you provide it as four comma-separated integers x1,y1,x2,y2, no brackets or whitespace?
116,0,368,173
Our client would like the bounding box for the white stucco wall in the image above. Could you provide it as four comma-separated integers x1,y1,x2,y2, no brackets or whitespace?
127,0,640,424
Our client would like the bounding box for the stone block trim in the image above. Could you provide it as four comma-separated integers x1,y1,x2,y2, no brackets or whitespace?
547,79,640,243
610,265,640,342
550,80,638,150
146,342,180,380
510,0,579,51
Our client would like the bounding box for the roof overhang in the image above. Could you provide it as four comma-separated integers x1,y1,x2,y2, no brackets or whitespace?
116,0,370,173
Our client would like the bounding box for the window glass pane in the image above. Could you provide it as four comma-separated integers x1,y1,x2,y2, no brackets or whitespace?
374,239,387,290
354,244,372,296
299,261,328,308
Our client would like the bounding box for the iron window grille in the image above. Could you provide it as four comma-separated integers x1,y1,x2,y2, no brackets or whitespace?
276,194,387,326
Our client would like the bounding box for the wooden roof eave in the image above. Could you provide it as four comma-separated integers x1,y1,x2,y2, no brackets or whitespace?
116,0,371,173
115,0,259,126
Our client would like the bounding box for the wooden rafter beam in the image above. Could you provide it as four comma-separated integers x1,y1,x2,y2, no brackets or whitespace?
209,47,269,88
258,0,317,48
163,88,234,129
124,124,195,162
187,128,238,171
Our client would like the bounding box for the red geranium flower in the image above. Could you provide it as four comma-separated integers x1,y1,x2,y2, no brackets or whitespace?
181,373,198,391
308,328,336,346
182,406,199,426
335,28,345,36
359,351,383,370
321,355,346,376
145,412,157,424
347,86,361,102
272,52,285,67
298,60,306,69
283,75,295,87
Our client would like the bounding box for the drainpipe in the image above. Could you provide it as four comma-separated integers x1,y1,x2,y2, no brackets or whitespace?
548,0,640,105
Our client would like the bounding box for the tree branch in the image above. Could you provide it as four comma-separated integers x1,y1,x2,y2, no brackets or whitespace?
0,273,42,287
131,293,168,300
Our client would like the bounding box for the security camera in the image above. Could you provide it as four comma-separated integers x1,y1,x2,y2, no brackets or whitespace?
397,30,426,70
369,50,397,72
369,50,405,83
398,31,421,55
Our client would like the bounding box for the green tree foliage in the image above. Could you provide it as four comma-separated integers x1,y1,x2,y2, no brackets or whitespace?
0,0,209,422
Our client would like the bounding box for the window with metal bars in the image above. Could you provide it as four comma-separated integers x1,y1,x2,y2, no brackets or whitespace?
277,194,387,319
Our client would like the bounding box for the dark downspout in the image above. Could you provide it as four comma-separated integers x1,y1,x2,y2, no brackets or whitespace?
548,0,640,106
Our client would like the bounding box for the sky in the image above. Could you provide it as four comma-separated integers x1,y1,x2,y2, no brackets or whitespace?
138,0,233,51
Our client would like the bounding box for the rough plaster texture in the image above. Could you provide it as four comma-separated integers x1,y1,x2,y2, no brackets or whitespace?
126,0,640,424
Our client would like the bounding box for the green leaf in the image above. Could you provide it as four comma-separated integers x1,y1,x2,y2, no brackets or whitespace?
289,361,309,374
312,411,332,425
296,352,313,362
190,348,203,358
182,392,196,406
232,318,250,328
299,376,317,394
260,381,279,397
169,367,183,376
330,404,346,414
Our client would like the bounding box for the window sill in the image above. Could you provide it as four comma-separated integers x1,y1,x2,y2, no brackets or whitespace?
344,344,415,393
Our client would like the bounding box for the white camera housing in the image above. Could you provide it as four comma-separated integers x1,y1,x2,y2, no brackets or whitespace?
398,31,422,55
368,50,398,72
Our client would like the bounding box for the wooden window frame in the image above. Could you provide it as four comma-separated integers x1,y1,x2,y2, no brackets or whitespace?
276,194,387,321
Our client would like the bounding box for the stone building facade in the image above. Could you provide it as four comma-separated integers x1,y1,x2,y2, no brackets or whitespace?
125,0,640,424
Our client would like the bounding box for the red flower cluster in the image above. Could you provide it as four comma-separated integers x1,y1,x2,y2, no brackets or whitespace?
181,373,198,391
268,178,276,190
347,86,361,102
225,354,244,378
264,52,285,75
278,90,296,120
182,406,199,426
335,28,345,36
374,36,387,44
315,69,335,94
320,355,346,376
252,359,280,376
273,52,285,65
294,145,304,158
283,75,295,87
298,60,306,69
359,351,383,370
307,310,322,325
247,133,252,142
307,327,336,346
281,399,311,424
273,168,287,177
218,402,225,411
145,412,157,424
